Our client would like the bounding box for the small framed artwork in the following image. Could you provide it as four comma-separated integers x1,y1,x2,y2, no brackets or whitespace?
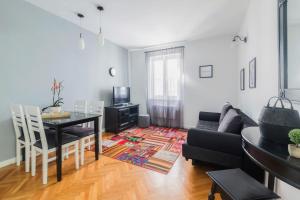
199,65,213,78
249,58,256,88
240,68,245,91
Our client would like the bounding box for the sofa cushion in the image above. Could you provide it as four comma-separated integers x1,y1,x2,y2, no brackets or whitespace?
218,109,242,134
196,120,219,131
219,103,233,123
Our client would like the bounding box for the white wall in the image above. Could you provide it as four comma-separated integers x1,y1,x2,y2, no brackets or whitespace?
0,0,128,162
237,0,300,199
237,0,279,120
130,36,238,129
288,24,300,88
184,37,238,128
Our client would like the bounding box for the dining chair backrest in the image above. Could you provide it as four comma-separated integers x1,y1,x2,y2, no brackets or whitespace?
87,101,104,115
24,105,48,150
74,100,87,113
10,104,30,143
87,101,104,129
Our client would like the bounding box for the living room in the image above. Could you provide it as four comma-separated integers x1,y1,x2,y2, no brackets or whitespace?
0,0,299,199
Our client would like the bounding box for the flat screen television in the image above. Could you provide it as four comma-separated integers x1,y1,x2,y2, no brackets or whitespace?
113,86,130,105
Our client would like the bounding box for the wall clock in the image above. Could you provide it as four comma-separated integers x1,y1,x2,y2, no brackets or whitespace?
109,67,116,77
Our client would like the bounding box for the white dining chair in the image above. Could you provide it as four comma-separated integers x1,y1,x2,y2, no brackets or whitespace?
24,105,80,184
74,100,87,113
64,100,88,159
10,104,31,172
64,100,104,165
87,100,104,153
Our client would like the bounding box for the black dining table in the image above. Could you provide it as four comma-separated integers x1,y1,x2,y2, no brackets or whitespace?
43,112,101,182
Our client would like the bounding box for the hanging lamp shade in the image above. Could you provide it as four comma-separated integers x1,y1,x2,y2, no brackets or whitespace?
77,13,85,50
97,6,105,46
97,29,105,46
79,33,85,50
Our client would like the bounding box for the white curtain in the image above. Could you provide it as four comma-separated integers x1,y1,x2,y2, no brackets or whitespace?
146,47,184,128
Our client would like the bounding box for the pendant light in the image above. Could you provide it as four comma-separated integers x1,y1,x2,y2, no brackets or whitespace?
97,6,105,46
77,13,85,50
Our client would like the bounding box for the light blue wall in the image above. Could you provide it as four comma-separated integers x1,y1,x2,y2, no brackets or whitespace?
0,0,128,161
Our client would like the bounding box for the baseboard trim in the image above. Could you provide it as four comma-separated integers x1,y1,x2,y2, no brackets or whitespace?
0,157,16,168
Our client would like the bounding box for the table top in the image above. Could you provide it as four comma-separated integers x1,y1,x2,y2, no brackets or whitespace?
242,127,300,189
43,112,101,127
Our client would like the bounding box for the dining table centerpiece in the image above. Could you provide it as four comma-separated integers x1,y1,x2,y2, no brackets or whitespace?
42,78,64,113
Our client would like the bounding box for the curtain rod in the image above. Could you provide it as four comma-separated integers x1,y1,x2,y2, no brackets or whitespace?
144,46,185,54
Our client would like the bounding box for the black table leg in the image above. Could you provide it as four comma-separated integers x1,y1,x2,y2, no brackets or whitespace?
268,173,275,191
94,117,99,160
56,127,62,181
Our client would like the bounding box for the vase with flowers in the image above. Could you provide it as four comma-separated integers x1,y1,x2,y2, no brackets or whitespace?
42,79,64,113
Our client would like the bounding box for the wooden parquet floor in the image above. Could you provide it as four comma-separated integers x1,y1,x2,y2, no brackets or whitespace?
0,133,221,200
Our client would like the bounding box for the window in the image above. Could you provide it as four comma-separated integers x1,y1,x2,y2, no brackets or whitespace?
152,59,164,97
146,47,184,128
148,53,181,100
166,57,180,97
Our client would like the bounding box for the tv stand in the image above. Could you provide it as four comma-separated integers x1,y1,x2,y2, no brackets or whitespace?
114,103,132,107
105,104,139,133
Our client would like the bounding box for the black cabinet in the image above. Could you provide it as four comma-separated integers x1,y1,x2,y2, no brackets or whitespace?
105,104,139,133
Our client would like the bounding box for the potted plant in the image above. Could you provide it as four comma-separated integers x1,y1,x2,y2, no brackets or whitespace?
42,79,64,113
288,129,300,158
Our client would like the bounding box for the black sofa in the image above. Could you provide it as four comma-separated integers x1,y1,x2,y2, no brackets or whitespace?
182,104,264,182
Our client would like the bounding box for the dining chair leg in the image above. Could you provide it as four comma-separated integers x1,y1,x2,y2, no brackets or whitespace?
61,148,65,161
25,144,30,173
42,153,48,184
65,147,69,159
31,148,36,176
80,139,85,166
75,143,79,170
88,138,91,150
99,133,102,154
16,142,21,166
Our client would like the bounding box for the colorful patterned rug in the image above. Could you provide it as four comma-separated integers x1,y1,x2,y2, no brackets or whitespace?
102,126,187,174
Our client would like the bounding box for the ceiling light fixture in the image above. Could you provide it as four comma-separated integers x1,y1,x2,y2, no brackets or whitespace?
97,6,105,46
77,13,85,50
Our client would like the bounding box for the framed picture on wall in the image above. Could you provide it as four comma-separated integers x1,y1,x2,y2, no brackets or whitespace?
249,58,256,88
199,65,213,78
240,68,245,91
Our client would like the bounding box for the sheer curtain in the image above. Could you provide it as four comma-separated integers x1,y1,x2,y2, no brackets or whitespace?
146,47,184,128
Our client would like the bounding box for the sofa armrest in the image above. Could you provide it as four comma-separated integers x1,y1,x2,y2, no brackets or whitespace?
187,128,243,156
199,111,221,122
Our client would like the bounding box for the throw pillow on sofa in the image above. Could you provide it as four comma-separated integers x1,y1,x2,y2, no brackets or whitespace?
218,109,243,134
219,102,233,123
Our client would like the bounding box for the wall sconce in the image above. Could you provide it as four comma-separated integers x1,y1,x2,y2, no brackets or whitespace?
231,35,247,48
232,35,247,43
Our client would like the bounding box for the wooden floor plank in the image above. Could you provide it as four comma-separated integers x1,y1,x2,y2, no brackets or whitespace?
0,133,221,200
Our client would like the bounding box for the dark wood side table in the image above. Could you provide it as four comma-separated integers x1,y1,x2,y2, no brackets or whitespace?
242,127,300,190
207,169,280,200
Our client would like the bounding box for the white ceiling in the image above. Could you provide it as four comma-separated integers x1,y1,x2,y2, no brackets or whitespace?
24,0,249,49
